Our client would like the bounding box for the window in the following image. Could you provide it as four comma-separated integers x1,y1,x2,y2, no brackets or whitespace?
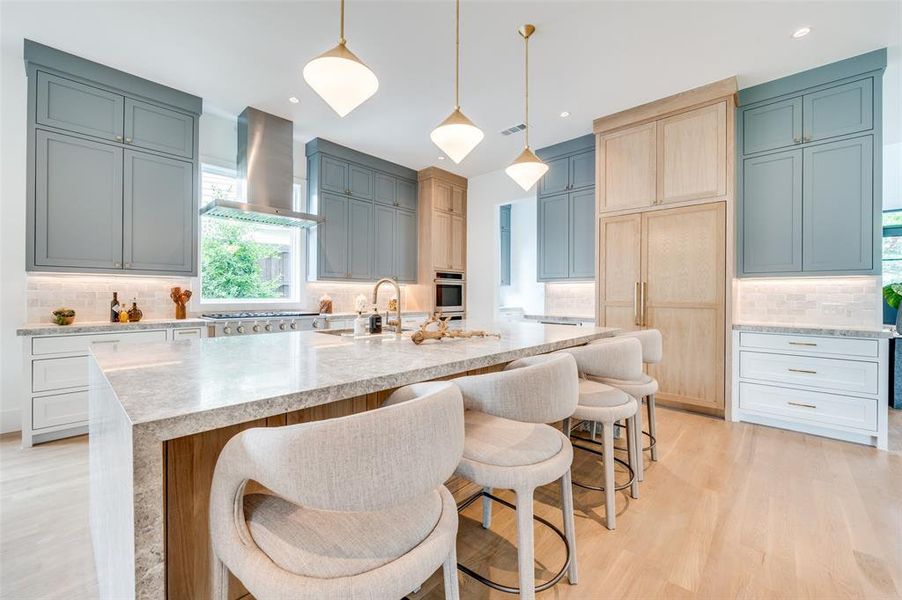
883,211,902,286
500,204,511,286
200,165,301,303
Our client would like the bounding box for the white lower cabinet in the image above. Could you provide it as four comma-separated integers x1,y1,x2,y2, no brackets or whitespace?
732,330,888,450
22,326,205,446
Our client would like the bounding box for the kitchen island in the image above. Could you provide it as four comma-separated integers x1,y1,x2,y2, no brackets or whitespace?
88,320,618,599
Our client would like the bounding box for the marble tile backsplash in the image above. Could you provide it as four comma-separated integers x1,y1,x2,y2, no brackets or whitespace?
544,282,596,318
734,277,881,327
26,274,193,323
304,282,430,314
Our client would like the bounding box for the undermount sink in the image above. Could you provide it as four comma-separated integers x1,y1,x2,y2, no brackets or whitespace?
315,327,415,337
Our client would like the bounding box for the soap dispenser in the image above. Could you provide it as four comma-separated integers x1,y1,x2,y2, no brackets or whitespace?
368,305,383,334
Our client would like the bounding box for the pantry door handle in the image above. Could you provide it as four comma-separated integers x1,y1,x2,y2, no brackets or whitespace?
788,368,817,375
788,341,817,347
788,401,817,409
633,281,640,326
640,281,648,327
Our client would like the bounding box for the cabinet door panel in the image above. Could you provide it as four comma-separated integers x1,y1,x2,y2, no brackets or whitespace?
434,182,453,212
123,151,194,272
569,189,595,278
600,122,656,211
396,209,418,282
500,228,511,286
537,193,569,280
539,157,569,195
741,150,802,274
657,101,726,203
451,186,466,215
802,136,873,272
742,97,802,154
803,78,873,143
321,156,348,194
349,164,373,199
34,131,123,269
396,179,417,211
124,99,194,159
348,198,373,279
569,150,595,190
597,214,641,329
35,71,124,142
450,214,466,271
432,211,451,270
319,193,350,278
373,204,396,278
374,173,396,206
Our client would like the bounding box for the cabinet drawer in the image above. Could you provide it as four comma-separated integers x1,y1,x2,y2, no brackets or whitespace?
739,382,877,432
33,391,89,430
738,332,877,358
739,350,877,394
35,71,124,142
32,356,89,392
32,329,168,355
172,328,202,340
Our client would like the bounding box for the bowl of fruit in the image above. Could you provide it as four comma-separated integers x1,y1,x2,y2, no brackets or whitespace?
52,308,76,326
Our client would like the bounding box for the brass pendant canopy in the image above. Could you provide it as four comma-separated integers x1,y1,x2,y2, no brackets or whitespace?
506,23,547,191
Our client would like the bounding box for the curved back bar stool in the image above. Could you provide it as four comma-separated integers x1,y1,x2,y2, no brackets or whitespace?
558,337,643,530
210,382,465,600
452,353,580,599
594,329,663,463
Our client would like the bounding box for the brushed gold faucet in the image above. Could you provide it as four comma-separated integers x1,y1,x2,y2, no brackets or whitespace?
372,278,402,334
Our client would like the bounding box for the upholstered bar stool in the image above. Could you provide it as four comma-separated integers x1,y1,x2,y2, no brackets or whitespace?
209,382,465,600
594,329,663,462
452,353,579,600
557,337,642,530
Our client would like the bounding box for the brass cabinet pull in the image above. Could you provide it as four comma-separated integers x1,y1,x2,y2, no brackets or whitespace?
788,401,817,409
788,368,817,374
793,137,801,144
640,281,648,326
788,341,817,346
633,281,640,326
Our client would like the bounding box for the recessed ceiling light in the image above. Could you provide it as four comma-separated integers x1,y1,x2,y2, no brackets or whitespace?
560,111,571,118
792,27,811,39
437,156,446,160
288,96,300,104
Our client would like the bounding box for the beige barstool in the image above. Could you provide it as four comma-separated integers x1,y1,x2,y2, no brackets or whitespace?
209,382,465,600
558,337,643,530
594,329,663,463
452,353,579,600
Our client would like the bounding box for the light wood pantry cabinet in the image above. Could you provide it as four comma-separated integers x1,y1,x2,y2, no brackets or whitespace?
656,102,726,204
598,122,657,212
25,40,201,276
418,167,467,275
598,203,726,412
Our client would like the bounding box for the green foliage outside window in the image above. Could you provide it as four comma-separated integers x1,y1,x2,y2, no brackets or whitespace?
201,219,282,299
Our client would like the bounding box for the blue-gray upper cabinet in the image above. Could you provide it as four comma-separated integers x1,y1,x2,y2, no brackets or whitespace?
500,205,511,286
803,78,873,144
396,179,417,211
537,193,570,280
539,157,569,195
374,204,396,278
742,97,802,154
741,150,802,273
321,156,349,194
395,209,417,282
33,130,123,270
349,164,373,199
124,99,194,159
347,198,373,279
569,189,596,278
319,193,351,279
569,150,595,190
803,136,873,272
36,71,124,143
123,151,194,272
374,173,396,206
538,150,595,195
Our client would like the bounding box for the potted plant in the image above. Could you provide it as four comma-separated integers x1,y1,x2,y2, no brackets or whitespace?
882,283,902,327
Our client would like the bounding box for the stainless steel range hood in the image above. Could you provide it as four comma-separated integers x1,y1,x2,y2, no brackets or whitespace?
200,107,321,228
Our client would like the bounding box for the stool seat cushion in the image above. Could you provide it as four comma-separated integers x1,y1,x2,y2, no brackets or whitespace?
591,373,658,399
243,488,444,579
461,410,562,467
574,379,638,422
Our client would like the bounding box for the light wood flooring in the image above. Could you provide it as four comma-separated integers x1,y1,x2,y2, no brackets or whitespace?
1,406,900,600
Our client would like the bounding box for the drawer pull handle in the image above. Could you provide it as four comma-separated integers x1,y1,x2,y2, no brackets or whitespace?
788,401,817,409
788,368,817,374
91,340,121,345
788,341,817,347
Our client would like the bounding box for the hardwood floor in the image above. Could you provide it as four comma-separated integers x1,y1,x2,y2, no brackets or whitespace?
1,407,900,600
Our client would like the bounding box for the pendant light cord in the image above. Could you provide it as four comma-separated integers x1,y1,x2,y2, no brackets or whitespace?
455,0,460,109
524,31,530,148
339,0,346,44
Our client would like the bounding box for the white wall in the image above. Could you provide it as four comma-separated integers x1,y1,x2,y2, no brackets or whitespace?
499,198,544,315
883,44,901,210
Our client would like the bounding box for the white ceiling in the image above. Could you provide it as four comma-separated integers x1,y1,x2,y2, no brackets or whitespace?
2,1,900,177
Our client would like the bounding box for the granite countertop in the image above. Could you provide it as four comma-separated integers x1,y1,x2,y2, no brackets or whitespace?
523,314,596,324
90,320,619,437
17,318,208,337
732,322,894,339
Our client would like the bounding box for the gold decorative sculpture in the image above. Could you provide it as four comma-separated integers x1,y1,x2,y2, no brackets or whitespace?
411,314,500,345
170,287,192,320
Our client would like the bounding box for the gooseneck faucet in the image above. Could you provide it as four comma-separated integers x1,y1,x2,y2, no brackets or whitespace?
372,278,402,334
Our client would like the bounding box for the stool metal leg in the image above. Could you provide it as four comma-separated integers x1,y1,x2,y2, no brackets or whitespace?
559,470,579,585
516,490,537,599
647,394,658,461
482,487,493,528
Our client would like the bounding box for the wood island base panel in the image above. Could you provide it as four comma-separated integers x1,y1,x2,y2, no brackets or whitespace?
87,321,618,599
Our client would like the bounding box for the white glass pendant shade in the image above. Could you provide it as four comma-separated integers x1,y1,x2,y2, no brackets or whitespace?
505,147,548,191
430,108,484,163
303,42,379,117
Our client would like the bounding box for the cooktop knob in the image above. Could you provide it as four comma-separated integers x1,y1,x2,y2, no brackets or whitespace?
253,324,261,332
222,326,232,335
265,324,273,332
237,325,245,334
279,323,287,331
289,321,297,330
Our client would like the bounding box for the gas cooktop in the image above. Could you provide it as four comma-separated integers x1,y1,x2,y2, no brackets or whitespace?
202,310,318,320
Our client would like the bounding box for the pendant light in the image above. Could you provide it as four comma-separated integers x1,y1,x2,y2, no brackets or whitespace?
303,0,379,117
430,0,484,163
505,24,548,191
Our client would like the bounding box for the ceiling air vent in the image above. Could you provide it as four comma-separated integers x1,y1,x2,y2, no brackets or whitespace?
500,123,526,136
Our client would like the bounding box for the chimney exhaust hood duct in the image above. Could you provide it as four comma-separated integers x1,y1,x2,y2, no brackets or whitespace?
200,107,322,228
